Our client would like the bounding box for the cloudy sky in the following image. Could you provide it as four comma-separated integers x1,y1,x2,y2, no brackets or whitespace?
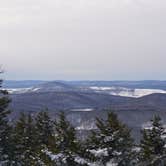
1,0,166,80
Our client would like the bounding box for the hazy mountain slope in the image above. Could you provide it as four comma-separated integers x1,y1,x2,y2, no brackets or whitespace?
7,80,166,112
4,80,166,90
10,91,131,112
6,81,166,98
3,80,46,88
9,91,166,112
65,80,166,90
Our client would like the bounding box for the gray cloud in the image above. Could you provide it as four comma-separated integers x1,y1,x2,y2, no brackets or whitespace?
1,0,166,80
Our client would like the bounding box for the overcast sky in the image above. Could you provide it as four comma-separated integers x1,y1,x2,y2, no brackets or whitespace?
1,0,166,80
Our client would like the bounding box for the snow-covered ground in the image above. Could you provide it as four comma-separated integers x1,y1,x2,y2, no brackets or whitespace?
6,87,40,94
71,108,94,112
90,86,166,98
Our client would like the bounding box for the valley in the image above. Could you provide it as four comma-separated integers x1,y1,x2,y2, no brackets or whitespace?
4,80,166,141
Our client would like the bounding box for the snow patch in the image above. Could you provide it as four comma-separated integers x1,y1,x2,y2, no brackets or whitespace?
71,108,94,112
76,123,97,130
89,86,166,98
6,87,41,94
89,148,108,157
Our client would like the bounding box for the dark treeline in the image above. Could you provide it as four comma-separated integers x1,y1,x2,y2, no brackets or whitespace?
1,80,166,165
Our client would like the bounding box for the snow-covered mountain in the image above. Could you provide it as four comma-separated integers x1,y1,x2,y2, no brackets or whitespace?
89,86,166,98
6,81,166,98
6,81,77,94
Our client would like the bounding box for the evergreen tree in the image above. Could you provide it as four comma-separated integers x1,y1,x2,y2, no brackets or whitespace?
86,112,134,166
139,115,166,166
13,113,40,165
47,112,87,166
35,111,54,148
35,111,55,165
0,74,14,165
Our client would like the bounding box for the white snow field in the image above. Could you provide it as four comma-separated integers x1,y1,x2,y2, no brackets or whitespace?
90,86,166,98
6,86,166,98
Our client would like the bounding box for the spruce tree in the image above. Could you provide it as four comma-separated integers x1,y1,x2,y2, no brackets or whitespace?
139,115,166,165
35,111,54,148
86,112,134,166
13,113,40,165
35,111,55,165
48,112,87,166
0,75,13,164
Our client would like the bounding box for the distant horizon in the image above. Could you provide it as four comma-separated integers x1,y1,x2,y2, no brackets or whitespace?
3,79,166,82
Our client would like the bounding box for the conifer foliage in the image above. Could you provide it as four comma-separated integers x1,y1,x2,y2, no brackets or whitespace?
0,75,13,164
13,113,39,165
47,112,87,166
35,111,54,148
86,112,134,166
0,108,166,165
35,111,55,165
139,115,166,165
